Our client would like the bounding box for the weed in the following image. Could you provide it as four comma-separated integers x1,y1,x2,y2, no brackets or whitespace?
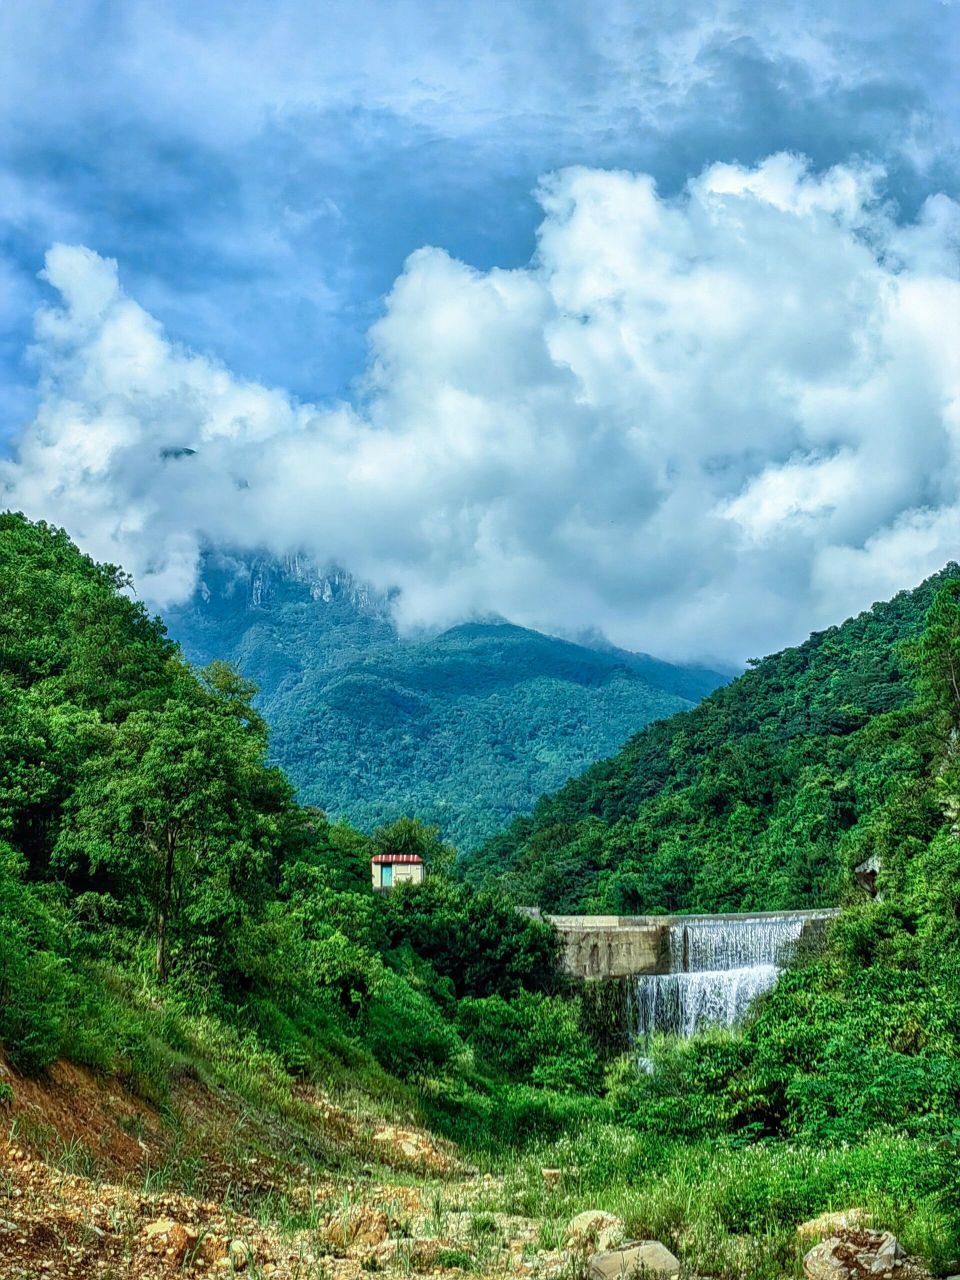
436,1247,476,1268
538,1219,568,1252
426,1187,448,1238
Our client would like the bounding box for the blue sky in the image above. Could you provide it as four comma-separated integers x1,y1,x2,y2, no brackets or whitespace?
1,1,959,661
2,0,956,429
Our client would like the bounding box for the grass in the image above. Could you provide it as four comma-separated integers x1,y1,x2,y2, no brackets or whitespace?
486,1122,959,1280
7,1113,100,1180
6,962,957,1279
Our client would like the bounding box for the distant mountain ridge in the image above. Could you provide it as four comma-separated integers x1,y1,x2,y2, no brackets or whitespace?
163,550,729,849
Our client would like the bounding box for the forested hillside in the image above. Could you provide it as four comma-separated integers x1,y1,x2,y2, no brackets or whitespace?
0,513,592,1129
465,568,956,912
164,551,727,848
2,512,960,1277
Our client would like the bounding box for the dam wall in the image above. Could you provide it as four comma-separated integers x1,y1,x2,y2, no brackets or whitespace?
537,908,837,980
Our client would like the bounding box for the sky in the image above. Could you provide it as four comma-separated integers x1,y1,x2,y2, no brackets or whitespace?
1,0,959,664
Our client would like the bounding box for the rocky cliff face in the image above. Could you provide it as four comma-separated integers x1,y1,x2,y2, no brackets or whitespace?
193,550,391,616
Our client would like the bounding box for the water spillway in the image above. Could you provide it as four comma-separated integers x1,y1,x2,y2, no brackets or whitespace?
536,908,838,1049
629,915,805,1040
667,914,805,972
629,963,780,1039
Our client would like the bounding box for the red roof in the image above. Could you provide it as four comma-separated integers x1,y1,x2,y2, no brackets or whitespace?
371,853,424,865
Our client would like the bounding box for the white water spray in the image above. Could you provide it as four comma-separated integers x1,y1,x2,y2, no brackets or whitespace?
629,915,806,1041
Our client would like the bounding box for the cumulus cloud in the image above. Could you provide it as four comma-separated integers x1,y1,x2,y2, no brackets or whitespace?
2,0,958,445
3,155,960,663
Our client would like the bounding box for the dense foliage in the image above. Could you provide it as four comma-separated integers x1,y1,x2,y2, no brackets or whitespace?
3,513,959,1272
587,578,960,1261
465,567,956,912
0,514,592,1120
459,565,960,1261
164,551,727,849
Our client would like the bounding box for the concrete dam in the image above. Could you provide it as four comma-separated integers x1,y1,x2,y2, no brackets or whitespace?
534,908,837,1042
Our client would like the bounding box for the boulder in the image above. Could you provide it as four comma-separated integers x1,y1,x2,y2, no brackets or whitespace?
803,1229,907,1280
567,1210,623,1251
597,1223,626,1252
798,1210,871,1244
587,1241,681,1279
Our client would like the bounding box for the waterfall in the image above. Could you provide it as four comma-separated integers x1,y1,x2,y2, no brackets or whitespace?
629,915,805,1042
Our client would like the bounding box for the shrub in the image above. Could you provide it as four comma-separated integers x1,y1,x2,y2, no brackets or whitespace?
457,992,600,1093
0,844,70,1073
364,970,463,1080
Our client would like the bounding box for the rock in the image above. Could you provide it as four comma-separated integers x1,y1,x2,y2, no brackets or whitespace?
141,1218,198,1265
167,1223,198,1264
143,1217,178,1242
228,1238,251,1270
322,1206,390,1250
596,1223,626,1252
803,1229,907,1280
370,1124,453,1171
407,1238,444,1270
798,1210,871,1244
587,1241,682,1279
198,1234,228,1264
566,1211,623,1251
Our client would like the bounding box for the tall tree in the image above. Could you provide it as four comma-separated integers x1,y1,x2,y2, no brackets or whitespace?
55,694,290,982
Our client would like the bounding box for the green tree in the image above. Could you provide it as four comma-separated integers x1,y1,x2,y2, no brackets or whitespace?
55,696,291,983
382,878,561,998
913,579,960,732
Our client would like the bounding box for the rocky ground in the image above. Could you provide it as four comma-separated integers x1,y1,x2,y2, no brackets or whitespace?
0,1057,947,1280
0,1130,593,1280
2,1137,948,1280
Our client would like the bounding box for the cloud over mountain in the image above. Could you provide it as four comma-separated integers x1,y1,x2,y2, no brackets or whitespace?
4,155,960,663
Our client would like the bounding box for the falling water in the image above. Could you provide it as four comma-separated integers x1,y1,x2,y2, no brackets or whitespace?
629,915,806,1042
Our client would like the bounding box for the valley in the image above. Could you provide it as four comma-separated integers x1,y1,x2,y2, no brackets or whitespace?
1,512,959,1279
163,552,728,850
3,5,956,1277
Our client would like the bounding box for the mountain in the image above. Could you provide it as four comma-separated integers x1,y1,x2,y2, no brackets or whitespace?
162,551,729,849
4,513,959,1274
462,565,960,912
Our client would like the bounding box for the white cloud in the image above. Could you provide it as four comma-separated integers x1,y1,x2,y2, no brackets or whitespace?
3,154,960,663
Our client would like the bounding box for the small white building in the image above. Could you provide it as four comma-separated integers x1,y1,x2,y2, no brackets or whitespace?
371,852,425,891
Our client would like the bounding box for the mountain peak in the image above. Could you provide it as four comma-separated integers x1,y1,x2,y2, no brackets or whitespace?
191,548,393,618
